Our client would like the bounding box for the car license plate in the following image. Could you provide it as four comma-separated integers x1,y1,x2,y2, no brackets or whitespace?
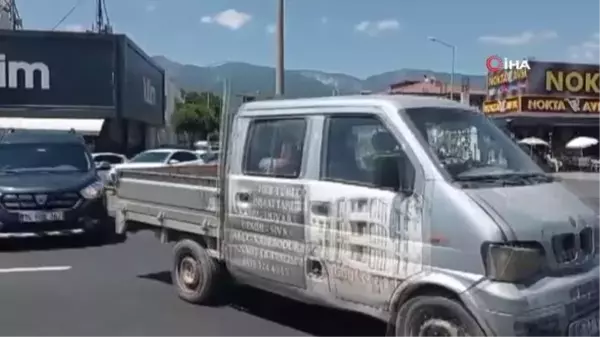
18,211,65,223
569,312,599,336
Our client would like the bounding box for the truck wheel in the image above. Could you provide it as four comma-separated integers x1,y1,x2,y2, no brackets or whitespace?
394,295,484,336
172,239,219,304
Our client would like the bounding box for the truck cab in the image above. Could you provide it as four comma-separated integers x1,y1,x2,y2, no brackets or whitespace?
0,129,115,241
112,95,599,336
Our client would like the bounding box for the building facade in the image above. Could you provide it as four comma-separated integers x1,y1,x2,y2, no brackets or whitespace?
387,75,487,108
0,30,165,156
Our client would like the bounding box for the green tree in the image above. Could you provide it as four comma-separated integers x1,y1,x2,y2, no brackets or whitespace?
170,91,222,146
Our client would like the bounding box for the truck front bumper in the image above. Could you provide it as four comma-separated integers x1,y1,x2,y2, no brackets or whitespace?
464,263,599,336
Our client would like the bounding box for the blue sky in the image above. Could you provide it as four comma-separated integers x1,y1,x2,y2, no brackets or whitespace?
17,0,600,78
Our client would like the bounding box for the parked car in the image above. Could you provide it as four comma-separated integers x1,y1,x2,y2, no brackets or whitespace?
107,148,199,182
92,152,128,166
197,151,219,165
92,152,128,182
0,129,117,242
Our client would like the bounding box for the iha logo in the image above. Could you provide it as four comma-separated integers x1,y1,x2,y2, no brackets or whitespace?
486,55,530,72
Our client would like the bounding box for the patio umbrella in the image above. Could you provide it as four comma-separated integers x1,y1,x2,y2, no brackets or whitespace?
518,137,549,147
566,136,599,149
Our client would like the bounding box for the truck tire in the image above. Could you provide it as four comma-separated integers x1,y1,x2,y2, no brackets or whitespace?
394,295,484,336
172,239,219,304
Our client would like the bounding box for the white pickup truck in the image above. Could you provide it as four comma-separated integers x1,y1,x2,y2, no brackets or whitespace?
109,95,599,336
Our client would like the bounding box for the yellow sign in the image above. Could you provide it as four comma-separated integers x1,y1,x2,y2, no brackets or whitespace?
522,96,600,113
482,97,520,114
545,70,599,96
487,68,528,87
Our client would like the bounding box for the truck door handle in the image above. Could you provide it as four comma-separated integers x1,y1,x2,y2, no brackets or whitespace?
236,192,251,202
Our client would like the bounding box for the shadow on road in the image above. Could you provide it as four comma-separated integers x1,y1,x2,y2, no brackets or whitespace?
0,235,126,252
139,271,386,336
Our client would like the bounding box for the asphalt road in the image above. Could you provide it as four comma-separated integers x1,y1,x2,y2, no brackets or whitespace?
0,232,385,336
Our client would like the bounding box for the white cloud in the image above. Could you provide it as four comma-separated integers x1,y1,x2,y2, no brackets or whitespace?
200,9,252,30
354,19,400,36
266,24,275,34
538,30,558,39
568,32,600,62
477,30,558,46
62,24,86,32
145,2,157,12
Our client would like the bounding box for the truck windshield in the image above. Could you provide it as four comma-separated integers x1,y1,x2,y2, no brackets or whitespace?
0,143,91,172
403,107,544,181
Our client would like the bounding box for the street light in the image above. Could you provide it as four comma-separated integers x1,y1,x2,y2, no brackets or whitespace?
428,36,456,101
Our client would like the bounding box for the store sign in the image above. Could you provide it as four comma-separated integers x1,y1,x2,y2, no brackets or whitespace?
482,97,520,114
521,96,600,113
545,70,599,96
526,61,599,97
0,54,50,90
487,68,528,87
0,33,116,109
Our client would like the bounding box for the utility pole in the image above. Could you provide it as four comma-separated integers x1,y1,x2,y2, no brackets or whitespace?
94,0,112,33
95,0,103,32
0,0,22,30
275,0,285,97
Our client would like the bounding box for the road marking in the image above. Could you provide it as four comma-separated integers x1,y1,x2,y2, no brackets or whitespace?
0,266,72,273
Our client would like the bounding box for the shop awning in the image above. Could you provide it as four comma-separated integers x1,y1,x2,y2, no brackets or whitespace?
0,118,105,136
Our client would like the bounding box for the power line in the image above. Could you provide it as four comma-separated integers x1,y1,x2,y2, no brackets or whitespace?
51,0,85,31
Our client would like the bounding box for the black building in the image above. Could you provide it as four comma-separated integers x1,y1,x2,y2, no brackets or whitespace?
0,30,165,156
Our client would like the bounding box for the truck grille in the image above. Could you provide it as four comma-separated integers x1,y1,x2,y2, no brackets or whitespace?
552,228,596,264
1,193,80,210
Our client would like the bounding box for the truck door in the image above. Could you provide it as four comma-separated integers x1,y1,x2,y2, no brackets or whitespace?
309,113,426,309
225,116,310,290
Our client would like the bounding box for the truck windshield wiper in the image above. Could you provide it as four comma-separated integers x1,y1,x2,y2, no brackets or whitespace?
455,172,553,186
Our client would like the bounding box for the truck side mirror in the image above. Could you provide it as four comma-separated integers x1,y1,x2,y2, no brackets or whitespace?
398,155,415,197
373,152,415,196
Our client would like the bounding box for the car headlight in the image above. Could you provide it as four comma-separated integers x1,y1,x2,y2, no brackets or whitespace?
482,243,545,282
80,180,105,199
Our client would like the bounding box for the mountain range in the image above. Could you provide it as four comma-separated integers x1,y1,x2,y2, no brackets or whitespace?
152,55,486,98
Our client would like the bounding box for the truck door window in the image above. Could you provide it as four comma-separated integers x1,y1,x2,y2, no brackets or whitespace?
243,118,306,178
321,115,415,193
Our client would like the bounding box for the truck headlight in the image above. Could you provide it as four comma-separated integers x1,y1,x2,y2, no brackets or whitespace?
483,243,545,282
80,181,105,200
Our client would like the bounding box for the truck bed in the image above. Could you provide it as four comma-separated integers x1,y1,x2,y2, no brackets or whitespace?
107,163,222,255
